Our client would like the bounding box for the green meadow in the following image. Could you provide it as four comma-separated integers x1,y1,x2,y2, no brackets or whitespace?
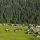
0,25,40,40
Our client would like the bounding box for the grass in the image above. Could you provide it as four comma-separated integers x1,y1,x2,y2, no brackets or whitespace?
0,25,40,40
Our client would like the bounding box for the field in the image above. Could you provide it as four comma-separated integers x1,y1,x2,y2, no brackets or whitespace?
0,25,40,40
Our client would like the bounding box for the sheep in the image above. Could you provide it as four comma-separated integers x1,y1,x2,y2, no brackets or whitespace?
14,28,22,32
14,29,18,32
5,28,9,32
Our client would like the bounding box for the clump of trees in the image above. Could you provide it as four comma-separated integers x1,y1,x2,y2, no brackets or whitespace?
0,0,40,24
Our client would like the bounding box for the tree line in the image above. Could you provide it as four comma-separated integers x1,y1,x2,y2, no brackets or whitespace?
0,0,40,24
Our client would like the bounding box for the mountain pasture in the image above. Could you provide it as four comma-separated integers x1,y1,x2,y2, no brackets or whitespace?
0,25,40,40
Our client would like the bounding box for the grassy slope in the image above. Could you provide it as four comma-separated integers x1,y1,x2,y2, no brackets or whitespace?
0,25,40,40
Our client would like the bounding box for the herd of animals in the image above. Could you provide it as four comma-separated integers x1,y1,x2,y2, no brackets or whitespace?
5,28,22,32
0,24,40,37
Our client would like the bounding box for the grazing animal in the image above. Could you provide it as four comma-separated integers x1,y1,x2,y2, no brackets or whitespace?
24,28,34,34
37,35,40,37
14,29,18,32
14,28,22,32
5,28,9,32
